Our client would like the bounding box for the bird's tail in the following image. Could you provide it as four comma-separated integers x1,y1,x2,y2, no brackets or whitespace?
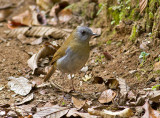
44,65,55,82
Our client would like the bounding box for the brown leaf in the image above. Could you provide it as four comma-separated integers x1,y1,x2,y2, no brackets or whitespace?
33,105,69,118
98,89,116,104
105,79,119,89
148,91,160,103
103,51,113,60
27,42,57,74
15,93,34,105
12,10,32,26
88,107,134,118
117,78,130,96
139,0,148,14
8,76,32,96
142,100,160,118
58,9,72,23
31,37,43,45
154,61,160,71
67,108,98,118
72,97,86,109
5,26,69,39
0,8,13,22
36,0,60,10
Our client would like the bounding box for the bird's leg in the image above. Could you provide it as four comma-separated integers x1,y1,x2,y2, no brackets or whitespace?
68,74,75,91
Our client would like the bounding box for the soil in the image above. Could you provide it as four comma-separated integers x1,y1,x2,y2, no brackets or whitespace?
0,0,160,117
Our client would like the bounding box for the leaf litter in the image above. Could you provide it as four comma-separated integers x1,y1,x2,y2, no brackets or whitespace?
8,76,32,96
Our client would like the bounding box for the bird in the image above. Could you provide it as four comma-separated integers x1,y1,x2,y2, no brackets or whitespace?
44,26,98,89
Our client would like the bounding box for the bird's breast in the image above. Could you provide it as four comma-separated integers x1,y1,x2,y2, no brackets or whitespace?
56,46,89,74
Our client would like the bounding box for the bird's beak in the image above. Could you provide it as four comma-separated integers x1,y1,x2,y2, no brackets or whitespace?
92,33,100,38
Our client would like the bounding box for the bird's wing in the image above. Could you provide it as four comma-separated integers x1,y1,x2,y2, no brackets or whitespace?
50,33,74,65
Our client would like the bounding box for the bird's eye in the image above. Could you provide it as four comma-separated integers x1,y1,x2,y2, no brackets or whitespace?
81,31,85,35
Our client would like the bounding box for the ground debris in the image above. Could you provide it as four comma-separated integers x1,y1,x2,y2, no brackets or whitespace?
5,26,69,39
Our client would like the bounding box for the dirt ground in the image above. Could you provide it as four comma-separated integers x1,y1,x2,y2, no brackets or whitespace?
0,0,160,117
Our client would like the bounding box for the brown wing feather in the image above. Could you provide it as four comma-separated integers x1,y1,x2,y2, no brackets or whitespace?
50,30,75,64
44,30,75,81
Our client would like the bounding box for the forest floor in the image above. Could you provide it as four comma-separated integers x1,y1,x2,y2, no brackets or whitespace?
0,0,160,117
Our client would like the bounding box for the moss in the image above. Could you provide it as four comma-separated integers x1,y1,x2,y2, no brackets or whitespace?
129,23,138,41
107,0,140,25
108,6,121,24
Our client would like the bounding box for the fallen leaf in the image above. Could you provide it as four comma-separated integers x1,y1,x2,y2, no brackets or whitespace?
117,78,130,96
8,76,32,96
31,37,43,45
15,93,34,105
36,0,59,10
17,34,38,45
16,104,37,116
33,105,69,118
10,6,46,27
0,8,13,22
72,97,86,110
142,100,160,118
67,108,98,118
58,9,72,23
27,43,57,74
7,20,24,29
5,26,69,39
88,107,134,118
148,90,160,103
139,0,148,14
154,61,160,71
103,51,113,60
49,1,70,25
140,40,150,50
12,10,32,26
90,28,101,36
98,89,116,104
105,79,119,89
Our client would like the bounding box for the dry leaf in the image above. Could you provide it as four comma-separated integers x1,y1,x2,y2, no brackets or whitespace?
0,8,13,22
36,0,60,10
142,100,160,118
148,90,160,103
8,76,32,96
31,37,43,45
88,107,134,118
103,51,113,60
33,105,69,118
105,79,119,89
58,9,72,23
28,43,57,74
5,26,69,39
67,108,98,118
90,28,101,36
10,6,46,27
98,89,116,104
154,61,160,71
72,97,86,109
139,0,148,14
117,78,130,96
17,34,39,45
15,93,34,105
16,104,36,116
12,10,32,26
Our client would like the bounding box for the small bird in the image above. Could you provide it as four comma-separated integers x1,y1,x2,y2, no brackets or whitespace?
44,26,97,88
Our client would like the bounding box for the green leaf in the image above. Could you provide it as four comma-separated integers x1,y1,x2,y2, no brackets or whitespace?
152,84,160,90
